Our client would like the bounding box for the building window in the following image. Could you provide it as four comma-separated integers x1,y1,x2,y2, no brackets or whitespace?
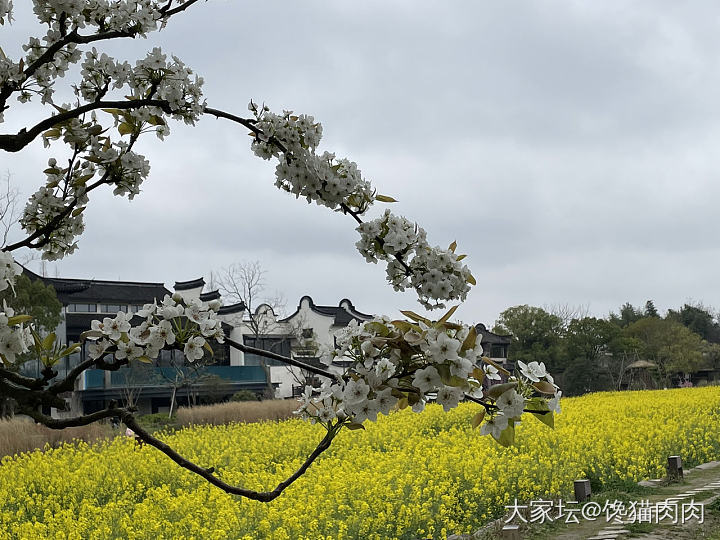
243,336,291,367
490,344,508,359
67,303,97,313
100,304,128,313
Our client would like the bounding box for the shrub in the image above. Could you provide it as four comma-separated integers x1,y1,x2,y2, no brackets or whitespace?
231,390,260,402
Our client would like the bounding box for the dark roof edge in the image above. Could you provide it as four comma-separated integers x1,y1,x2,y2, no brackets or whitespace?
199,290,221,301
174,277,205,291
280,295,372,323
23,265,166,288
338,298,372,319
218,302,245,315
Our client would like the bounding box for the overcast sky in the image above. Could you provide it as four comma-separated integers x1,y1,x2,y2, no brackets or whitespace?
3,1,720,326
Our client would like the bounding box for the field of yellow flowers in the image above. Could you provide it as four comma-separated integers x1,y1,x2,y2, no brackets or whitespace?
2,387,720,539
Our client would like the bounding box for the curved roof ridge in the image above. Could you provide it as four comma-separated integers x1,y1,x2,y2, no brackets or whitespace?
174,277,205,291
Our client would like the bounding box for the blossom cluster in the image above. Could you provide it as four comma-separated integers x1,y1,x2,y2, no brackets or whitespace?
31,1,168,33
297,313,560,446
357,209,474,309
85,293,224,363
249,104,375,215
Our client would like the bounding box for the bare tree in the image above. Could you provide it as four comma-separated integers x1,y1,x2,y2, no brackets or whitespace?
0,171,20,248
217,261,305,398
545,302,591,329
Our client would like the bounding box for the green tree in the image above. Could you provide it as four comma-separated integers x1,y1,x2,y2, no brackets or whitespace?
0,273,62,333
609,302,643,328
493,305,564,372
624,317,708,384
564,317,620,362
644,300,659,318
560,317,618,396
666,303,720,344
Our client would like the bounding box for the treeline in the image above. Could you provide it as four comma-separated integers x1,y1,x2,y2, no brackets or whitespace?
492,301,720,396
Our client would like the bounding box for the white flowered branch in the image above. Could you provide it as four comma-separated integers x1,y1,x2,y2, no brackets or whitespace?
0,0,560,502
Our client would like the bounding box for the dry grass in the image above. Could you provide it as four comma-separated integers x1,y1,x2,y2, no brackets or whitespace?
176,399,298,427
0,417,113,459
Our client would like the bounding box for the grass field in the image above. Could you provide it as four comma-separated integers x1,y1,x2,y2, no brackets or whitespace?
2,387,720,539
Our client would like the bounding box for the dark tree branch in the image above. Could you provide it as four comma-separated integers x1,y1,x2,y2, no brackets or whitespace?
159,0,205,18
0,377,66,409
3,172,109,252
19,404,127,428
226,338,338,381
122,412,336,502
47,355,129,395
0,99,171,153
202,106,285,150
0,366,44,390
0,0,205,110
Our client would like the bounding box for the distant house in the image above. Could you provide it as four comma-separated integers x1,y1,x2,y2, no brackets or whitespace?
474,323,512,368
22,269,374,413
22,267,514,415
22,270,267,416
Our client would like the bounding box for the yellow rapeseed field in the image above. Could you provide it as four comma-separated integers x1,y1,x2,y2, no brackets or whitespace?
2,387,720,539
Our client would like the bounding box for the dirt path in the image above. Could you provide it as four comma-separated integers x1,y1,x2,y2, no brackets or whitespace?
525,461,720,540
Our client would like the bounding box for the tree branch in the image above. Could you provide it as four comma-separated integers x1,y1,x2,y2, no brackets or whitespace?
0,99,171,153
0,366,44,390
122,412,336,501
226,338,338,381
19,404,126,428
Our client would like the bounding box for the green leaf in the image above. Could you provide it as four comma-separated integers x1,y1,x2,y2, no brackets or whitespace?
42,128,61,139
42,332,56,350
532,380,556,395
436,363,451,384
525,397,554,429
375,194,398,203
438,305,459,324
400,310,430,325
203,341,214,356
471,367,485,385
390,320,414,333
493,419,516,447
483,356,510,375
146,115,166,126
345,422,365,430
7,314,32,326
71,207,85,217
482,356,510,376
467,273,476,286
118,122,134,135
456,254,466,261
471,410,486,428
136,356,153,364
460,325,477,352
59,343,82,358
448,240,457,252
486,381,517,400
396,397,409,410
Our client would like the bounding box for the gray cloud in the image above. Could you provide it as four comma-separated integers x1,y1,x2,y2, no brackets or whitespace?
5,1,720,327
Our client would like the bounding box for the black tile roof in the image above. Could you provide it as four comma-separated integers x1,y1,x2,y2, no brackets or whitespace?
282,295,372,326
174,278,205,291
475,323,512,345
218,302,245,315
199,290,221,302
23,267,170,306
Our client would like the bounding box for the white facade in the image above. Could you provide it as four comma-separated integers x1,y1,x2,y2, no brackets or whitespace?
178,281,374,398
